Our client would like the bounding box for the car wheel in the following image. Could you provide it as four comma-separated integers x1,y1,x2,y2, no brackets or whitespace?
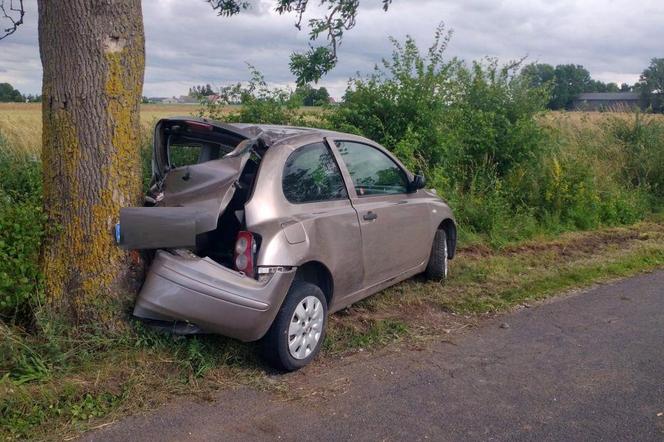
425,229,449,280
262,281,328,371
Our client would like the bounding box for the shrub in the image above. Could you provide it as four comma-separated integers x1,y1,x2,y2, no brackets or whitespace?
199,65,307,126
328,25,552,242
0,134,45,323
327,24,459,174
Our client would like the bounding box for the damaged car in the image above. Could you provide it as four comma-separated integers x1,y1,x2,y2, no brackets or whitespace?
116,118,457,371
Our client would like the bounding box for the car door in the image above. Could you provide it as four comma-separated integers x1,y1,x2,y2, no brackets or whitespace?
279,140,365,302
331,140,432,288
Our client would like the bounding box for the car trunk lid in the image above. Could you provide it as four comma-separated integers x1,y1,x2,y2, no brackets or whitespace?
117,118,254,250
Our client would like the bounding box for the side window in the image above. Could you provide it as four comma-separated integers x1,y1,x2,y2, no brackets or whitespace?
282,142,348,204
335,141,408,196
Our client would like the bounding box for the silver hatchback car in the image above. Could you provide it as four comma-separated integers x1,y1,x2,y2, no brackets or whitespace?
117,118,456,370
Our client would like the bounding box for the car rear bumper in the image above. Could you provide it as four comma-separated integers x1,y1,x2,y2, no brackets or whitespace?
133,250,296,342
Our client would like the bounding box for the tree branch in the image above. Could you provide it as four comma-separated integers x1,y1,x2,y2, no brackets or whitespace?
0,0,24,40
207,0,393,84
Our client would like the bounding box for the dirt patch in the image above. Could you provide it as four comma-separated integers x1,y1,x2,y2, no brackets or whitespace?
481,224,663,261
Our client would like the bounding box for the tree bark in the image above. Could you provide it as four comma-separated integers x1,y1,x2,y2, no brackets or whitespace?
38,0,145,326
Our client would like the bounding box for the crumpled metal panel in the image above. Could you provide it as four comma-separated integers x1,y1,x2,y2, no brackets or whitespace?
118,148,250,250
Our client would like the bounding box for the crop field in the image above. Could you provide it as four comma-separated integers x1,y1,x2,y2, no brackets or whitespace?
0,103,204,155
2,102,663,156
0,103,327,155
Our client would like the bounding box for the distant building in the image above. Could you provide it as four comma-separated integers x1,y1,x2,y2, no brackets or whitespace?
204,94,223,104
573,92,642,111
178,95,198,104
150,96,199,105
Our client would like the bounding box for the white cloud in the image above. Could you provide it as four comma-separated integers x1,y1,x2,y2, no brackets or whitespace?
1,0,662,99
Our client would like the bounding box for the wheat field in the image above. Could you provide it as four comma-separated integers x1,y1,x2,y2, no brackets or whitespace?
0,103,207,156
2,102,663,156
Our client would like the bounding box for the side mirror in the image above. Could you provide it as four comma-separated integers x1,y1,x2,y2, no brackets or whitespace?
410,173,426,192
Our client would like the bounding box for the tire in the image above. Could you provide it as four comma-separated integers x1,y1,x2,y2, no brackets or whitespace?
262,281,328,371
425,229,449,280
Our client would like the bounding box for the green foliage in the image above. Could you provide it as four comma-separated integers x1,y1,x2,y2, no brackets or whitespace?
327,28,661,243
188,84,215,99
328,24,460,170
0,134,45,322
294,84,330,106
550,64,593,110
521,63,555,90
636,58,664,113
522,63,625,110
327,26,555,243
444,58,551,182
290,46,337,85
199,66,304,125
324,318,408,353
0,83,24,102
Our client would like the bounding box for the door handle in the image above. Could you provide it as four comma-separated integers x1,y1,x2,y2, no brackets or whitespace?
363,211,378,221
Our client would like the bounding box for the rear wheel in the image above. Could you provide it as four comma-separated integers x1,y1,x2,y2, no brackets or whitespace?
262,281,328,371
425,229,449,280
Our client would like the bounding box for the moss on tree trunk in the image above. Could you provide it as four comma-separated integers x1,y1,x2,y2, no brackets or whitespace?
38,0,145,326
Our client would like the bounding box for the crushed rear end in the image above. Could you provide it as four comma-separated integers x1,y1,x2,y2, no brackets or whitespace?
116,118,293,341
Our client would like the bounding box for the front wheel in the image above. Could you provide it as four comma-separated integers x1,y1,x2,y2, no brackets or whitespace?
425,229,449,280
262,281,328,371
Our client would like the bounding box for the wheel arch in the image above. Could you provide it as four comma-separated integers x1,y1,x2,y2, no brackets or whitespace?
437,218,457,259
294,261,334,307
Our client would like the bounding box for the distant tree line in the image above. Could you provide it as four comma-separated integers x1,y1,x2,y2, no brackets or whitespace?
188,84,215,99
637,58,664,113
293,84,330,106
189,82,330,107
522,58,664,112
0,83,41,102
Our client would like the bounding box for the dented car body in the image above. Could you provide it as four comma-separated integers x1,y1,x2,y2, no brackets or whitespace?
117,118,456,369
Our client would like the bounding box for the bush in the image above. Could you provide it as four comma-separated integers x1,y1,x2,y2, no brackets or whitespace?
0,134,45,323
327,25,553,243
199,66,307,126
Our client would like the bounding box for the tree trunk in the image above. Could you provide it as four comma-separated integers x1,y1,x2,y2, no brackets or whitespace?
38,1,145,326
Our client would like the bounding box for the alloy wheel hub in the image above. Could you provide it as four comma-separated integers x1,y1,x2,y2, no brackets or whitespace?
288,295,324,360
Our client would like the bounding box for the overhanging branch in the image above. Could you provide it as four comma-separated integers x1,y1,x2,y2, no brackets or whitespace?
0,0,24,40
207,0,393,83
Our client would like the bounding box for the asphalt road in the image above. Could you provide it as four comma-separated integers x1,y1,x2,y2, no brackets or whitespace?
87,270,664,442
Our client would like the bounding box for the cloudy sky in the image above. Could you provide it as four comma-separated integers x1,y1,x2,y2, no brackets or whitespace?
1,0,663,99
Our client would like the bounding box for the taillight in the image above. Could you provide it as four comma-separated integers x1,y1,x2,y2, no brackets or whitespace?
234,231,257,277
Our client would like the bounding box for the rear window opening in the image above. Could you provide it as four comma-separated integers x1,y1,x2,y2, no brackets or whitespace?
152,119,248,180
168,137,222,168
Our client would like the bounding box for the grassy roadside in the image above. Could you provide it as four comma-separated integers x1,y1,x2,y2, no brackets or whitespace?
2,219,663,440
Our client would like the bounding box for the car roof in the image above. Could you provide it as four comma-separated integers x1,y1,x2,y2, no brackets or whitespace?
162,117,373,147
